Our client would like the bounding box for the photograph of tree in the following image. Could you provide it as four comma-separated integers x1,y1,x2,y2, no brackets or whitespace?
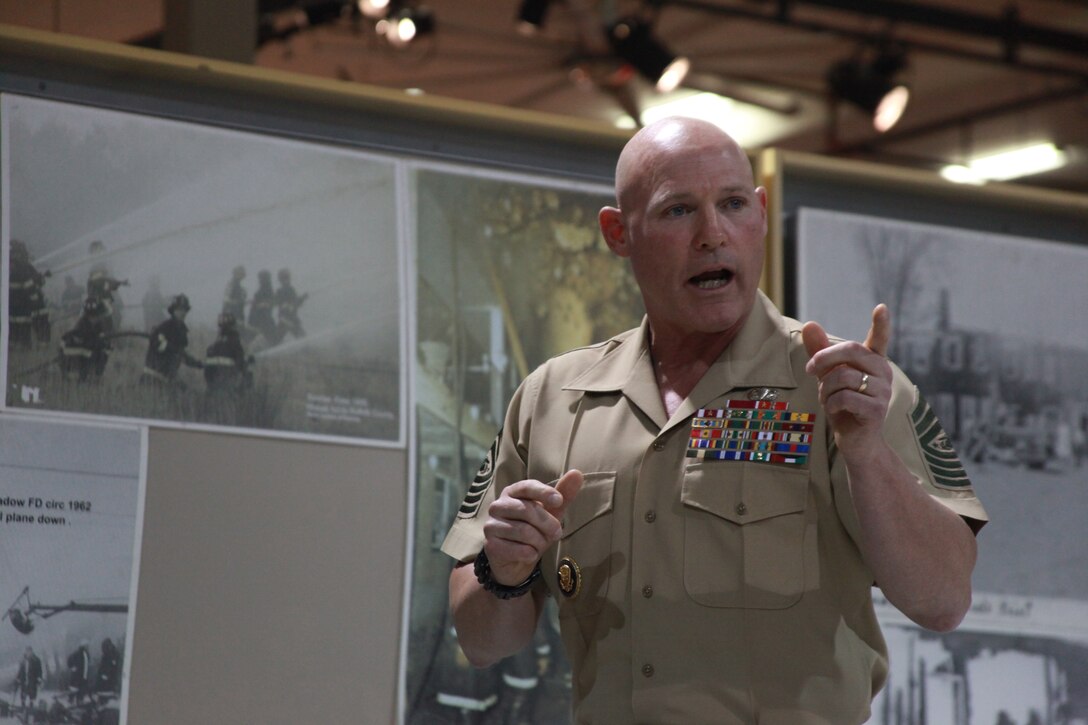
407,164,643,724
2,94,404,445
795,207,1088,725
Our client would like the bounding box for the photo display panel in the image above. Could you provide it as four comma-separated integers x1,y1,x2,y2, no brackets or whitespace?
406,162,643,724
796,207,1088,725
2,94,405,446
0,417,145,725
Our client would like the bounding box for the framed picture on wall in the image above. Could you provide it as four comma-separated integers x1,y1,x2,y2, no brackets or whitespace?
1,93,406,446
406,161,643,724
793,206,1088,724
0,416,145,725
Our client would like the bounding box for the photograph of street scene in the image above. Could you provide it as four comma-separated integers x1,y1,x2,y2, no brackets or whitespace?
796,207,1088,725
0,417,144,725
2,94,403,445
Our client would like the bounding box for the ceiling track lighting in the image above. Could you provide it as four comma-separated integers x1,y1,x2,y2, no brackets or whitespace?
606,16,690,93
516,0,552,36
357,0,393,19
827,45,910,133
380,5,435,47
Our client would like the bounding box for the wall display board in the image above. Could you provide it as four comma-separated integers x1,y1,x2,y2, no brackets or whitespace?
2,93,405,446
0,25,630,725
792,205,1088,724
0,417,145,725
406,162,643,724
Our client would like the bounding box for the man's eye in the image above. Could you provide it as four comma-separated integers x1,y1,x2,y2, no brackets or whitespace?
666,205,687,217
725,198,745,210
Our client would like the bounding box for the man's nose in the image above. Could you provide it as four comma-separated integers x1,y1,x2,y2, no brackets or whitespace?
694,208,728,250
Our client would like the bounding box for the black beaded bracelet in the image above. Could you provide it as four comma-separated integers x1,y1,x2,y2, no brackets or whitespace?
473,549,541,600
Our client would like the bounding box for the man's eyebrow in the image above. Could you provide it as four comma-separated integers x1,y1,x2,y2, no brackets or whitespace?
651,186,752,205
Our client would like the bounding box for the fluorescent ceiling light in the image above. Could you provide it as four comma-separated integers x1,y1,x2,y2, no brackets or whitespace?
939,165,985,185
614,92,808,149
941,142,1068,184
639,92,735,126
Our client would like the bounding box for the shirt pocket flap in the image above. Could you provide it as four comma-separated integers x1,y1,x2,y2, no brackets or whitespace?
681,463,808,525
560,471,616,539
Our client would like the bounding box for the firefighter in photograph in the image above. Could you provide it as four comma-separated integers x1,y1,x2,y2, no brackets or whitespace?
85,240,128,334
67,640,91,705
95,637,122,697
15,646,43,712
248,269,279,345
222,264,247,321
9,239,51,348
275,267,308,341
204,312,252,394
59,296,112,382
142,294,203,387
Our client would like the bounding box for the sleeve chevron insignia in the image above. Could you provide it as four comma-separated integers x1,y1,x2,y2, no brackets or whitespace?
911,394,973,490
456,428,501,519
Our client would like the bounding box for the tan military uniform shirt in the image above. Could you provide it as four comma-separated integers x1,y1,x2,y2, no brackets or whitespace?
443,291,988,724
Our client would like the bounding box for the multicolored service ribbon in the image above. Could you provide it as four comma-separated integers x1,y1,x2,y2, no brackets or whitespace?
687,400,815,465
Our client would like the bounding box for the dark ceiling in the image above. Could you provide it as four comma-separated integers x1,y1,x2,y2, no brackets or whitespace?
2,0,1087,192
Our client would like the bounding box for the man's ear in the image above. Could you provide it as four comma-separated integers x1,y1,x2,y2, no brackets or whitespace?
598,206,630,258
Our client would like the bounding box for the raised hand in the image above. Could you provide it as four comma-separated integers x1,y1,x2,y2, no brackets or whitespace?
802,305,893,456
482,469,584,585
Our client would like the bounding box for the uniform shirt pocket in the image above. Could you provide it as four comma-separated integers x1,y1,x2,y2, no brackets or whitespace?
681,462,811,609
554,471,616,618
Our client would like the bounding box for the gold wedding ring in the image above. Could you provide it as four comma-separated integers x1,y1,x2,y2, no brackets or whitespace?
858,373,870,394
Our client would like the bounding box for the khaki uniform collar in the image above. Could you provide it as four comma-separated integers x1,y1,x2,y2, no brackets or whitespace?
563,291,799,431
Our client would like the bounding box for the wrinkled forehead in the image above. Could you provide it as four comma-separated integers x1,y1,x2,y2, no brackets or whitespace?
619,134,755,209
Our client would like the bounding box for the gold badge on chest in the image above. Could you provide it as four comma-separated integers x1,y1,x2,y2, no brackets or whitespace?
557,556,582,598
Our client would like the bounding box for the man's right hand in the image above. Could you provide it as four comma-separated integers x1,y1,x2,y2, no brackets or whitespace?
481,469,584,586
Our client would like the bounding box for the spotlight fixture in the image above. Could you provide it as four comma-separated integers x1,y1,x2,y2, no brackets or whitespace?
827,47,910,133
607,16,690,93
516,0,551,36
383,5,434,47
358,0,392,19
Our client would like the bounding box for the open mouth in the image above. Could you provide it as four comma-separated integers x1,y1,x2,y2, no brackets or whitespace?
689,268,735,290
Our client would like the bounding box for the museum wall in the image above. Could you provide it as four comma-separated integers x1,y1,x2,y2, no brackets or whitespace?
4,23,1088,725
0,24,625,725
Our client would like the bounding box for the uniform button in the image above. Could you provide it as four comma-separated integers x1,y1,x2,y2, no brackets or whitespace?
644,510,656,523
642,664,655,678
642,585,654,598
652,441,665,451
735,502,748,516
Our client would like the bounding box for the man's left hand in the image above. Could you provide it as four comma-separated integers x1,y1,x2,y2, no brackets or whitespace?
802,304,893,457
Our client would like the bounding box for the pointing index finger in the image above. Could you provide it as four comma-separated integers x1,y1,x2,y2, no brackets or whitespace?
864,304,890,357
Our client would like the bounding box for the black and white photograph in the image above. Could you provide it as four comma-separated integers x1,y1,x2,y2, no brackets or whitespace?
2,94,405,445
873,593,1088,725
0,417,145,725
794,207,1088,725
407,164,643,724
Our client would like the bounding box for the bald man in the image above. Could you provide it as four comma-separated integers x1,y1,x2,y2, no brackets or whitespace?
442,117,986,723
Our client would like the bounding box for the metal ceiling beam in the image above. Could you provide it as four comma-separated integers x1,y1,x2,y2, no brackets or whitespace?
784,0,1088,57
662,0,1088,79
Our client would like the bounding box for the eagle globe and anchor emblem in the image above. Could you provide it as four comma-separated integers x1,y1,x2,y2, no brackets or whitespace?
557,556,582,598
